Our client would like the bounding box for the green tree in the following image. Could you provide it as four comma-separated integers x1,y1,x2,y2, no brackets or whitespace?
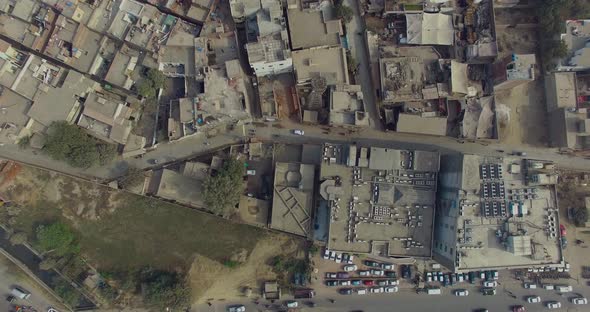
35,222,79,256
140,268,190,310
53,278,81,307
44,121,116,168
572,207,588,227
136,79,156,99
336,4,354,23
147,69,166,90
202,158,245,216
118,166,146,190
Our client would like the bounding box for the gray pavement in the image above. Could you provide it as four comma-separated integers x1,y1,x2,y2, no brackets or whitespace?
0,254,64,312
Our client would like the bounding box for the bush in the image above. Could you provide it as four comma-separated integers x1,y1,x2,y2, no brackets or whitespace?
336,4,354,23
223,260,240,268
118,167,146,190
202,158,245,216
35,221,79,256
53,278,82,307
140,268,190,310
44,121,116,168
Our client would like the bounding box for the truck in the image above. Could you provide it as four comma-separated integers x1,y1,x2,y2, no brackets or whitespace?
293,288,315,299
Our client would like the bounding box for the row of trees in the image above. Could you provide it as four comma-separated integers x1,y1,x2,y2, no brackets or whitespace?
44,121,116,168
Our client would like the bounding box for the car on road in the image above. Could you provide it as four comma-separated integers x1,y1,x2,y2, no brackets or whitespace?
325,280,338,286
481,287,496,296
335,253,343,263
370,269,384,276
344,264,358,272
363,280,375,286
339,288,353,295
513,151,527,156
454,289,469,296
292,129,304,135
364,260,380,267
523,282,537,289
351,280,362,286
285,301,298,308
384,286,398,293
483,281,497,288
336,272,349,279
556,285,573,293
512,305,525,312
339,280,351,286
381,263,394,270
358,270,370,276
326,272,337,279
545,301,561,309
227,305,246,312
370,287,384,294
526,296,541,303
572,297,588,305
542,284,554,290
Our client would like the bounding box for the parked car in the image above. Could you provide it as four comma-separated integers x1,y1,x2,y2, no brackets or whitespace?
492,270,499,280
545,301,561,309
384,286,398,293
292,129,304,135
342,253,350,263
364,260,380,267
572,297,588,305
523,282,537,289
326,273,337,279
543,284,555,290
347,254,354,264
356,288,367,295
468,271,476,283
370,269,384,276
512,305,525,312
481,287,496,296
285,301,298,308
556,285,573,293
401,265,411,279
483,281,497,288
386,279,399,286
335,253,343,263
227,305,246,312
526,296,541,303
381,263,394,270
10,287,30,300
377,280,388,286
343,264,358,272
363,280,375,286
326,280,338,286
479,271,485,279
370,287,384,294
323,249,330,260
351,280,362,286
426,272,433,282
560,224,567,236
454,289,469,296
336,272,349,279
358,270,370,276
339,280,351,286
339,288,353,295
329,251,336,261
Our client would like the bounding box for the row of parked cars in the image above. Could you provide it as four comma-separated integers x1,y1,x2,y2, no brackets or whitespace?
323,249,354,264
426,270,498,285
326,279,399,287
338,286,399,295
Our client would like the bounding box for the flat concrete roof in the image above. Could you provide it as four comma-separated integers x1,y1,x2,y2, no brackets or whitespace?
436,154,563,271
155,169,205,208
396,113,447,136
292,46,349,85
287,0,341,50
322,144,438,258
270,162,315,237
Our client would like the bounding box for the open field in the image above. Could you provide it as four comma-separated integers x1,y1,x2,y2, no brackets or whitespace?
0,163,302,302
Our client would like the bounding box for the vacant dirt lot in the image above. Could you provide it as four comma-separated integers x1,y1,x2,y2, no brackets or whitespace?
0,163,302,304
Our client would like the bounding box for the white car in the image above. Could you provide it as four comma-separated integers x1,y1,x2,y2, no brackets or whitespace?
325,272,337,279
335,253,342,263
381,263,394,270
370,287,384,293
339,280,351,286
347,254,354,264
293,129,304,135
545,301,561,309
426,272,433,282
386,280,399,286
329,251,336,261
323,249,330,259
227,305,246,312
483,281,497,288
370,269,384,276
454,289,469,296
523,282,537,289
358,270,370,276
343,264,358,272
527,296,541,303
572,297,588,305
356,288,367,295
384,286,398,293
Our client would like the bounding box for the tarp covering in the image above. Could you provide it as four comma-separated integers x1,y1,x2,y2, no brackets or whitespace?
406,13,454,45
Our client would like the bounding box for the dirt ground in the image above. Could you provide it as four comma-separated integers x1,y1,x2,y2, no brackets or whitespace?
495,79,549,147
188,234,302,303
496,27,540,60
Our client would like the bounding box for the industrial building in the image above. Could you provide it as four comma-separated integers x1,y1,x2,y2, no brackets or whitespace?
320,144,439,258
434,153,564,272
